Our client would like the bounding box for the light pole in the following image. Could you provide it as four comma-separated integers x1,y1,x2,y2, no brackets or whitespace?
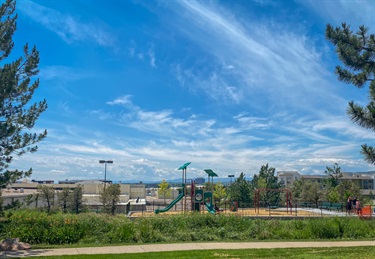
99,160,113,189
228,175,234,185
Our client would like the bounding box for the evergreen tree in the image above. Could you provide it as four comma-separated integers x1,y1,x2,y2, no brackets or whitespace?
251,164,281,206
0,0,47,187
227,172,252,207
326,23,375,164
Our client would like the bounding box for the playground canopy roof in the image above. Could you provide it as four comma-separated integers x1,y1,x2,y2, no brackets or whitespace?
204,169,218,177
178,162,191,170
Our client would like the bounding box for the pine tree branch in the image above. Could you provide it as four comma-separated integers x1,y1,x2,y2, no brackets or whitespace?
361,144,375,165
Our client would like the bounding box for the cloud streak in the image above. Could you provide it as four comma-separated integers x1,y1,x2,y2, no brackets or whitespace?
19,1,116,47
161,0,348,118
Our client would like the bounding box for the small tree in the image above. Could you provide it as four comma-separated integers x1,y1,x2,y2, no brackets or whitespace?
58,187,71,213
213,181,226,205
301,180,324,207
70,185,84,214
24,194,34,207
158,179,171,202
227,172,252,207
337,180,361,203
99,184,120,215
38,185,55,213
327,187,340,203
34,192,39,208
291,179,303,201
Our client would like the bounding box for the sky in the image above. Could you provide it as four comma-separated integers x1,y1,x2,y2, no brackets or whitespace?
8,0,375,182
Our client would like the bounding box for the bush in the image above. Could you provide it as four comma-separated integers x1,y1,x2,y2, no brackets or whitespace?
3,210,83,244
2,210,375,245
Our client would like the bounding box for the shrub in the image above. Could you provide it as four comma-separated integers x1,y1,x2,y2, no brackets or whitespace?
2,210,375,245
308,218,341,239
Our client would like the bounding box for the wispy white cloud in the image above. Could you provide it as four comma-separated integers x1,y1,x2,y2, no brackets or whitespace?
164,0,344,115
18,1,116,47
13,0,375,182
299,0,375,32
107,95,215,137
39,66,96,81
128,41,157,68
148,48,157,68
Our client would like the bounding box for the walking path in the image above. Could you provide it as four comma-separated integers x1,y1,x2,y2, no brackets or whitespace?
1,241,375,258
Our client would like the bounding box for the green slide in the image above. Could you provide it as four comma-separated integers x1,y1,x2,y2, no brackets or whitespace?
154,192,184,214
205,203,216,214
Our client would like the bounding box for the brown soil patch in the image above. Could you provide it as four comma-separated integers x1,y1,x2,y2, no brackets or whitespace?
130,208,322,217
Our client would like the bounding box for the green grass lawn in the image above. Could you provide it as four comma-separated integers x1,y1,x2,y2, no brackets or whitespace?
29,246,375,259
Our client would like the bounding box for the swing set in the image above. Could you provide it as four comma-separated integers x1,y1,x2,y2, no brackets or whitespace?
254,188,293,215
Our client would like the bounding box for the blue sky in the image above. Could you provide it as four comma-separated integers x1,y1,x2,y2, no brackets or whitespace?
10,0,375,182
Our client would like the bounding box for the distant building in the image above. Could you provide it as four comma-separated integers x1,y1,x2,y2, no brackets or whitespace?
58,179,82,184
277,171,300,188
195,177,205,185
277,170,375,197
31,179,54,184
3,180,147,213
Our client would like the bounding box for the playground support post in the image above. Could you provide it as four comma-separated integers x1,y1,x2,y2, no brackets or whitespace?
184,168,187,212
254,188,293,215
180,162,191,213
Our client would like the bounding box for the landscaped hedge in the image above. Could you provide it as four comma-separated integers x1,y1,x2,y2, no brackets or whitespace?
2,210,375,245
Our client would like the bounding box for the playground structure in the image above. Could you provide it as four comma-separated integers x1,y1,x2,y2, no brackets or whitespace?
202,169,218,214
154,162,190,215
154,164,295,216
154,163,220,214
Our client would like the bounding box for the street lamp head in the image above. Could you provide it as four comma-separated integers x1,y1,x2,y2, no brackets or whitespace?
99,160,113,164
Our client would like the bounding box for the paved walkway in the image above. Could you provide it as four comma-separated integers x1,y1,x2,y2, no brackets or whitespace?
1,241,375,258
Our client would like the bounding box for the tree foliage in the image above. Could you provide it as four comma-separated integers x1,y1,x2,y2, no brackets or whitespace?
71,185,84,214
324,163,343,188
306,181,323,206
158,179,171,202
251,164,281,206
99,183,121,215
57,185,84,214
213,181,226,205
38,185,55,213
337,180,361,201
227,172,252,206
326,23,375,164
0,0,47,187
58,187,71,213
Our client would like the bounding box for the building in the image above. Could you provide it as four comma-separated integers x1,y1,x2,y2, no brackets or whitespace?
277,170,375,197
277,171,300,188
31,179,54,184
2,179,147,213
195,177,205,185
